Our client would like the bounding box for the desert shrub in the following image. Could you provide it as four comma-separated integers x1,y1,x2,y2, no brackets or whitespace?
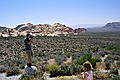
77,54,92,65
106,45,118,51
99,52,105,57
0,66,6,73
60,64,72,76
72,64,83,74
65,51,71,57
77,54,96,68
96,58,102,62
114,50,120,55
111,74,120,80
48,64,61,77
55,54,66,65
33,69,44,80
6,67,20,76
90,58,96,68
93,70,110,79
60,64,83,76
19,73,34,80
65,51,71,55
39,62,49,72
106,54,113,60
116,61,120,69
55,76,78,80
47,63,83,77
38,53,47,57
110,68,118,75
71,52,82,61
104,60,111,70
113,55,120,60
18,60,27,69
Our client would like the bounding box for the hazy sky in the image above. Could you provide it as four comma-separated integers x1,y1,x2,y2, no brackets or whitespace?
0,0,120,28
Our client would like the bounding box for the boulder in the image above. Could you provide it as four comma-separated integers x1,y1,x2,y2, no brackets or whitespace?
24,65,37,74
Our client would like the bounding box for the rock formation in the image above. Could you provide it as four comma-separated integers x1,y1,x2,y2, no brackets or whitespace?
74,28,87,33
1,28,19,37
1,23,87,37
0,26,7,32
24,65,37,74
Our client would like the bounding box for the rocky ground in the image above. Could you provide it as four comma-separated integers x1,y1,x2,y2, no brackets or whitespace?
0,73,22,80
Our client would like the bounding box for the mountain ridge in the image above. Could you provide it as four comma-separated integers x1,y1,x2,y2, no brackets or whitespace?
87,22,120,32
71,24,104,29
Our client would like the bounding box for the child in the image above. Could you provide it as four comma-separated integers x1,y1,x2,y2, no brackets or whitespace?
83,61,93,80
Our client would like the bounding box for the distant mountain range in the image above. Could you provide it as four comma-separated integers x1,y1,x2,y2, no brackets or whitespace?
87,22,120,32
71,24,104,29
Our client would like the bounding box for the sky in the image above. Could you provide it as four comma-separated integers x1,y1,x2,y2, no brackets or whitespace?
0,0,120,28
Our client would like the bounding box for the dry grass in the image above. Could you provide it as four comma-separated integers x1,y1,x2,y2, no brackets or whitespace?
96,62,106,70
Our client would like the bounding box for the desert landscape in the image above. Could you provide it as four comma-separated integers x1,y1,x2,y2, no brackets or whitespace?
1,0,120,79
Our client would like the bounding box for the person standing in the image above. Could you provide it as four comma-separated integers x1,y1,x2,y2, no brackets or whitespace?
83,61,93,80
24,33,33,67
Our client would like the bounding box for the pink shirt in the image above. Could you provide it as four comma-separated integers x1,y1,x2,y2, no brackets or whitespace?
83,70,93,80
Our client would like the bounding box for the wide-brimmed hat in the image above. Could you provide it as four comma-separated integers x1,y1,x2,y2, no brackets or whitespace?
83,61,92,69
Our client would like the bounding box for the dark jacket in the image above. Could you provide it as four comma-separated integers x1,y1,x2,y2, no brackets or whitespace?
24,38,32,50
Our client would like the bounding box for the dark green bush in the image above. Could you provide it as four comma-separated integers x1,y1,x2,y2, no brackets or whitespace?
106,45,118,51
77,54,92,65
60,64,83,76
90,58,96,68
60,64,71,76
47,63,83,77
48,64,61,77
77,54,96,68
6,67,20,76
19,73,34,80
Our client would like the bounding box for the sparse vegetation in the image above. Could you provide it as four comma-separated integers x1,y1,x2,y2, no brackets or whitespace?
0,32,120,79
6,67,20,76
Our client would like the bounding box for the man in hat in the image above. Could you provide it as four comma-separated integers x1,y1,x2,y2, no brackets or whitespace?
24,33,33,67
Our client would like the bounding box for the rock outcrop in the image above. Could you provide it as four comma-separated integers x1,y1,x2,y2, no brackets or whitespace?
1,23,87,37
74,28,87,33
0,26,7,32
24,65,37,74
1,28,19,37
15,23,74,36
